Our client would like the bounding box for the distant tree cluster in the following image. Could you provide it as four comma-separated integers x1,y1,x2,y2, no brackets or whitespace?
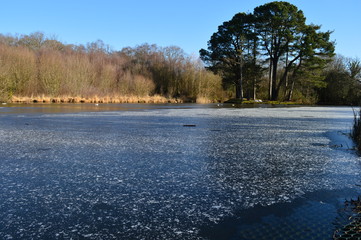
200,1,338,103
318,55,361,105
0,32,223,102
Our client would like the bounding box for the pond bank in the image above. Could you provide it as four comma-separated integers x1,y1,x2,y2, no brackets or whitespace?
8,95,308,105
10,94,183,104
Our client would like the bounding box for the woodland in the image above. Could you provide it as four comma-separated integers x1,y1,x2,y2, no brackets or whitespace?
0,33,222,103
0,1,360,104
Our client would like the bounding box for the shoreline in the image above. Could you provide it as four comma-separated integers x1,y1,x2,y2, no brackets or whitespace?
6,95,307,105
7,95,223,104
9,95,184,104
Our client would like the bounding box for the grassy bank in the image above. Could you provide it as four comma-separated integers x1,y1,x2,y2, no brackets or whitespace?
224,98,303,105
7,95,304,105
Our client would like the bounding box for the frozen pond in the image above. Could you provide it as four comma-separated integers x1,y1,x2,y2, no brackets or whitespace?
0,104,360,239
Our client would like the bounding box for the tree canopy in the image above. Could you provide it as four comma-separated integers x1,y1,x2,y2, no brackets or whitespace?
200,1,335,101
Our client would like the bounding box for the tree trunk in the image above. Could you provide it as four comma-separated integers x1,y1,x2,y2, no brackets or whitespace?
252,38,257,100
269,59,273,100
253,76,257,100
236,84,240,99
287,80,295,101
284,51,289,100
235,81,243,99
287,59,302,101
271,58,278,100
276,67,290,101
236,58,243,100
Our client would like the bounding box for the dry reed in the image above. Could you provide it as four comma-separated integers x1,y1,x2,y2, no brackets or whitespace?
11,95,184,104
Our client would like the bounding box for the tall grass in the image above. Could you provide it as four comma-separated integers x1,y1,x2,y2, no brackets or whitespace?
10,94,182,104
352,108,361,151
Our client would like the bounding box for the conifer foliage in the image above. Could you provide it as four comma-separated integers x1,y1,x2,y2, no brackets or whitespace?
200,1,335,101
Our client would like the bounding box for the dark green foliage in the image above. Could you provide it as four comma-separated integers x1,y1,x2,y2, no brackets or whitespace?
319,56,361,105
200,13,257,100
201,1,335,102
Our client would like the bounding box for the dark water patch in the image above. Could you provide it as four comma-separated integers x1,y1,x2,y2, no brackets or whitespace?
311,142,329,147
199,189,360,240
37,148,52,152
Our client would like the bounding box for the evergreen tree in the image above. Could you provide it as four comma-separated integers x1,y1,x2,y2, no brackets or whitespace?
201,1,335,101
200,13,256,100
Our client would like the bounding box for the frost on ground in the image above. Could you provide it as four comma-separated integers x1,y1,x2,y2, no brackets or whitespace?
0,106,359,239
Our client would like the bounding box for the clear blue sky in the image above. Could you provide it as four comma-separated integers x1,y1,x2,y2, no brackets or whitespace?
1,0,360,58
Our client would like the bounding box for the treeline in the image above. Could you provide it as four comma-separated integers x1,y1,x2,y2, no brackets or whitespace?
200,1,350,104
0,32,223,103
0,30,360,105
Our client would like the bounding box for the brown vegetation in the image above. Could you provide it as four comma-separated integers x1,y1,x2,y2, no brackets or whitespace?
0,32,223,104
10,94,182,104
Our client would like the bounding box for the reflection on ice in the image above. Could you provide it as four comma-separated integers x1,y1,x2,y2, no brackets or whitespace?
0,106,359,239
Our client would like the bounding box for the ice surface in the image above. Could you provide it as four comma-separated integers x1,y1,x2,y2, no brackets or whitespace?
0,106,359,239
